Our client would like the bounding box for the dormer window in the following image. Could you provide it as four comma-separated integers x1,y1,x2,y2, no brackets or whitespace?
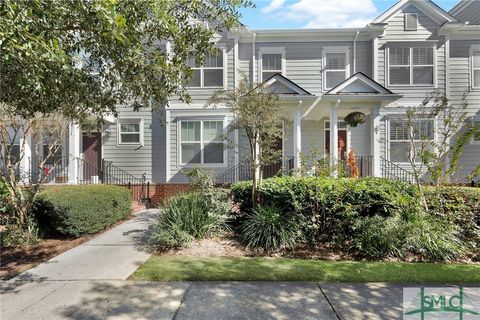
404,13,418,31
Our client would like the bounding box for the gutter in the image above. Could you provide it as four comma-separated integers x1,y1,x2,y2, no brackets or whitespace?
252,33,256,83
353,30,360,73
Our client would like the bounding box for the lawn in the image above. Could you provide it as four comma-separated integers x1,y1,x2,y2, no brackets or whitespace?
131,256,480,283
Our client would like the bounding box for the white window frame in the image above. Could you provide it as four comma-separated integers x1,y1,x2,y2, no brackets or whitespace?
387,46,437,87
177,119,227,167
117,119,144,146
470,45,480,90
258,47,286,82
322,47,350,91
387,117,435,164
404,13,418,31
472,116,480,145
188,49,227,89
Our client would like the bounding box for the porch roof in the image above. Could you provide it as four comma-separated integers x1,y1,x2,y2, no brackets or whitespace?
262,73,313,96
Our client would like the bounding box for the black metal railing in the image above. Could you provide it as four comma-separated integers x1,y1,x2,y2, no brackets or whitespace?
380,157,424,184
215,156,295,186
30,156,70,184
339,155,373,178
102,160,148,203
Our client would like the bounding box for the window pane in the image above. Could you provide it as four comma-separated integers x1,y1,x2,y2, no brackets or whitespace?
204,53,223,68
413,66,433,85
262,71,277,81
262,54,282,71
120,123,140,133
203,121,223,142
188,55,200,68
413,120,434,140
121,133,140,143
326,71,346,88
325,53,346,70
181,143,201,163
413,48,433,65
204,143,223,163
203,69,223,87
473,51,480,68
181,122,200,142
390,120,409,141
9,145,20,163
474,70,480,88
390,142,410,162
390,67,410,85
405,13,417,30
390,48,410,65
43,145,63,165
188,69,201,87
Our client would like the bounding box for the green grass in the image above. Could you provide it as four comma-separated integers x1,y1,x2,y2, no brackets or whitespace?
131,256,480,283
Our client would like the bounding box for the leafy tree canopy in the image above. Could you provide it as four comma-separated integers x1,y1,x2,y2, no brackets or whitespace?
0,0,251,120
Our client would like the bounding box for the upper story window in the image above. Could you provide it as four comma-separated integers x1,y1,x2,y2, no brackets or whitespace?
471,47,480,89
259,48,285,82
389,118,434,163
473,116,480,143
118,120,144,146
323,48,349,90
180,120,224,165
404,13,418,31
388,46,434,86
188,52,224,88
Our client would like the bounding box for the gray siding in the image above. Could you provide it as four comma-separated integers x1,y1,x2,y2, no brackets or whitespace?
451,1,480,24
378,4,446,103
102,106,153,181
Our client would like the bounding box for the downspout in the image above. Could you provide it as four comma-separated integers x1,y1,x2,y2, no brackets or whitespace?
353,31,360,73
252,33,256,83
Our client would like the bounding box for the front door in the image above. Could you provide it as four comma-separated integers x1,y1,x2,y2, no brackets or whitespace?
325,130,348,159
262,135,283,178
82,132,102,180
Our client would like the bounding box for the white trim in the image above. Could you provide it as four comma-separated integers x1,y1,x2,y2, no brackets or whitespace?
372,0,456,24
373,38,378,81
327,73,390,94
470,45,480,90
386,45,437,88
322,46,350,91
117,118,144,146
177,118,228,168
187,48,226,89
233,37,239,88
324,119,349,156
258,47,286,82
165,110,171,182
404,13,418,31
263,74,311,95
445,35,450,97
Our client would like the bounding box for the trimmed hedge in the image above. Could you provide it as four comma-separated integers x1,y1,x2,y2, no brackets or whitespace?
34,185,132,237
232,177,477,260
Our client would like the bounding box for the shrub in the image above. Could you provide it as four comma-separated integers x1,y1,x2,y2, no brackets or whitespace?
149,192,229,250
34,185,132,237
241,205,301,251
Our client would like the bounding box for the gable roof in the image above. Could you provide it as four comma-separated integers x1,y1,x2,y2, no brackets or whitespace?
262,73,312,96
326,72,394,95
449,0,480,25
372,0,456,24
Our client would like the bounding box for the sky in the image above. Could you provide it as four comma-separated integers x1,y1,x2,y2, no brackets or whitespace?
239,0,459,29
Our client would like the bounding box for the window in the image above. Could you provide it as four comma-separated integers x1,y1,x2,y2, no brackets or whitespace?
261,53,283,81
42,144,63,165
473,117,480,143
404,13,418,31
118,121,143,145
389,47,434,86
472,48,480,89
389,119,434,162
8,144,20,163
188,52,224,88
180,120,224,165
323,48,349,90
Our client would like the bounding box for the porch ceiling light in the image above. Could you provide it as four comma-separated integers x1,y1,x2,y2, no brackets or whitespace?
344,112,366,127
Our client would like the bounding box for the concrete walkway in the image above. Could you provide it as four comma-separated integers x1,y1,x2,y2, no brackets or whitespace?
0,210,466,319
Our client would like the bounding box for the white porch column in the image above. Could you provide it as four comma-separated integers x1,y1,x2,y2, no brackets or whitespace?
371,108,382,177
329,102,339,177
68,122,81,184
19,133,32,183
293,101,303,171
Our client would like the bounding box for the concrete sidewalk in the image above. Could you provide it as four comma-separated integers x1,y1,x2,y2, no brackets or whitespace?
1,280,409,320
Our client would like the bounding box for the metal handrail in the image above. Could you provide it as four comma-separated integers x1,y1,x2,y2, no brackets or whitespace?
380,157,425,184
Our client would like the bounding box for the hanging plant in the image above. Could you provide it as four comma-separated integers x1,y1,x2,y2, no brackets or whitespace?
344,112,366,127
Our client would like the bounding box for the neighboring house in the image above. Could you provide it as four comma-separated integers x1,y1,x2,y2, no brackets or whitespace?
11,0,480,187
